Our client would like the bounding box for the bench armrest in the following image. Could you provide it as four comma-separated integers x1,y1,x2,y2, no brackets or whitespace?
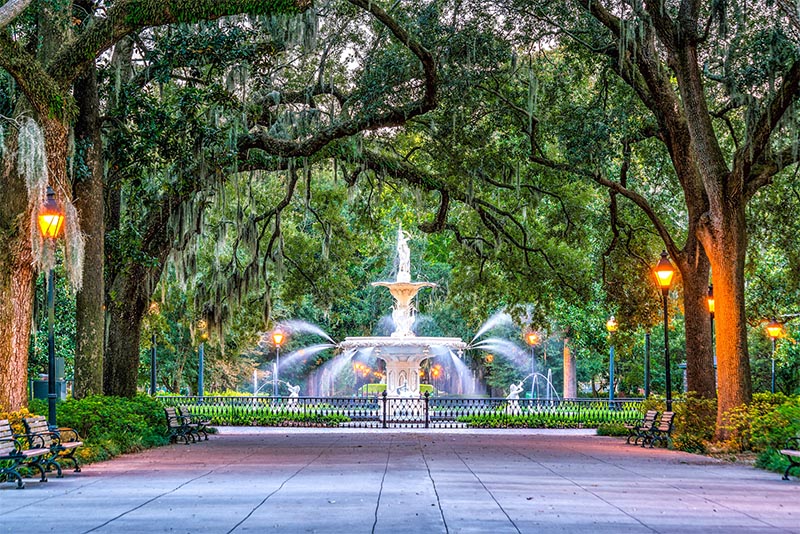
785,436,800,450
56,427,82,443
0,436,24,454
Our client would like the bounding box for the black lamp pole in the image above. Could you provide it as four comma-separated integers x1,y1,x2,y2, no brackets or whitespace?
771,336,776,394
151,333,157,395
644,332,651,398
46,268,57,429
662,287,672,411
654,250,675,412
39,186,64,430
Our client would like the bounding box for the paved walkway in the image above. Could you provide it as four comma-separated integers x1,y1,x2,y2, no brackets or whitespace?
0,428,797,533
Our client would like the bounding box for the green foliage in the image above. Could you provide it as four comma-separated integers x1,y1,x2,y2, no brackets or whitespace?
713,393,800,473
459,402,640,428
671,394,717,454
638,393,715,453
29,395,169,463
180,402,349,426
596,421,628,436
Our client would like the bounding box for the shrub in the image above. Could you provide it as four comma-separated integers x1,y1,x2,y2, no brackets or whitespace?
27,395,169,464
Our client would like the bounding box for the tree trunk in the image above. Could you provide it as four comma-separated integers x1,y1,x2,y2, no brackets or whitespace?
678,239,716,399
104,271,149,397
0,219,34,412
703,203,751,434
72,64,105,398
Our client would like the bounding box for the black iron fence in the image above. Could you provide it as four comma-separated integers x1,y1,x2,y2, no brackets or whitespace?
161,394,644,429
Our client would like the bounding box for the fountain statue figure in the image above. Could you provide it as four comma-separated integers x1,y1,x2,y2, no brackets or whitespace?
340,225,467,398
505,381,524,415
397,225,411,283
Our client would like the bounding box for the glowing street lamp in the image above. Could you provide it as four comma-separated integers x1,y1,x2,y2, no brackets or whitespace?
766,319,784,394
654,250,675,410
272,329,286,396
38,186,64,429
431,365,442,396
606,316,618,405
524,331,540,400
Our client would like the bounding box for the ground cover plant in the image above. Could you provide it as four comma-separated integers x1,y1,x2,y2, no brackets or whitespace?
20,395,170,464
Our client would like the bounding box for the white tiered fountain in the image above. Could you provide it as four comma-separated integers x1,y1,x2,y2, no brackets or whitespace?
339,226,467,397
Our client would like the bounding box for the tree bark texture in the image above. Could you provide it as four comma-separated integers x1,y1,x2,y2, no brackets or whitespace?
702,202,751,434
0,135,34,410
72,65,104,399
104,273,148,398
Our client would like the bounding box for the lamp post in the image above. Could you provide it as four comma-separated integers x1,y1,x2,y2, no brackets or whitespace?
606,316,618,405
525,331,540,399
654,250,675,411
766,319,783,394
151,333,157,395
38,186,65,429
272,329,285,396
197,320,208,398
644,332,651,398
707,284,716,386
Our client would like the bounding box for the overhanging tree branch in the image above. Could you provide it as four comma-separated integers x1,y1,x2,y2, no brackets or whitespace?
0,0,32,29
740,59,800,198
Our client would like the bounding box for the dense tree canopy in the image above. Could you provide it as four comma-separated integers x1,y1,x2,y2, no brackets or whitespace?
1,0,799,436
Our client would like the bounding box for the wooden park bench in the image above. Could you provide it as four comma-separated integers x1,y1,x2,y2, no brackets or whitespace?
642,411,674,448
780,437,800,480
0,419,49,489
624,410,658,445
165,407,193,444
22,416,83,477
177,406,211,441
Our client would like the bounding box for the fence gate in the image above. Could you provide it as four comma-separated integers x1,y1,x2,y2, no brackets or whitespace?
382,392,430,428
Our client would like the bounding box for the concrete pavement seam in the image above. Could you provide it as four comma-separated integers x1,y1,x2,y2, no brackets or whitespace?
80,468,216,534
226,435,344,534
508,443,662,533
371,434,393,534
452,446,522,533
418,436,449,534
571,440,796,533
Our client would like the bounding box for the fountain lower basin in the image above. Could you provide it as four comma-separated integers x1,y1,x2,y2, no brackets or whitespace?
340,336,467,396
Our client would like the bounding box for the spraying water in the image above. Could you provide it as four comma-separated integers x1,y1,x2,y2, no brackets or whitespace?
278,343,336,370
278,319,335,343
469,338,527,366
470,311,514,344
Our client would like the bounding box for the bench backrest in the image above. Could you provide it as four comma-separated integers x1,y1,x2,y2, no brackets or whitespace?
23,416,53,448
638,410,658,429
164,407,183,429
656,411,674,431
0,419,16,456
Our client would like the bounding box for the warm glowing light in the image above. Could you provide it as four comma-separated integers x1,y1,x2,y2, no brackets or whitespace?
272,329,285,346
654,250,675,290
766,319,784,339
525,331,540,346
606,316,618,333
431,366,442,379
38,186,64,239
707,285,715,315
485,354,494,363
